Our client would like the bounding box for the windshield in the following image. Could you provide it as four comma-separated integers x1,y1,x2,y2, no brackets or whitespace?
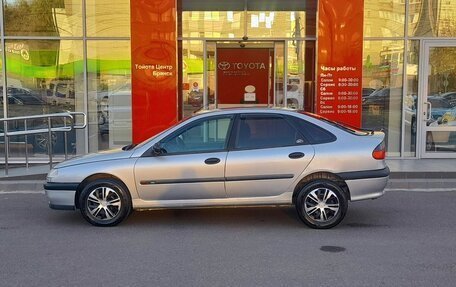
299,111,372,135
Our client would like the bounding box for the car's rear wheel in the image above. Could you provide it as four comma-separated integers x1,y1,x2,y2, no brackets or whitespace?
296,180,348,229
79,179,132,226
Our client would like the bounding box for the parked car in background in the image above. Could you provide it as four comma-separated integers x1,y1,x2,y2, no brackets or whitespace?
432,91,456,107
361,87,403,134
362,88,377,98
426,96,456,124
1,86,75,153
45,79,75,107
45,108,389,229
363,88,456,133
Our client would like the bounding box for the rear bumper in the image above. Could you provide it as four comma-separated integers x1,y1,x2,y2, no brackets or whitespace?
44,183,78,210
337,167,390,201
345,176,388,201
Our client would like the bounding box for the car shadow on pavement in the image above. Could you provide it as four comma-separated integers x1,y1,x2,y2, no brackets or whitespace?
46,205,390,230
124,206,303,228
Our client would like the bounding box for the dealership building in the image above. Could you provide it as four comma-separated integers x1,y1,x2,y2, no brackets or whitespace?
0,0,455,163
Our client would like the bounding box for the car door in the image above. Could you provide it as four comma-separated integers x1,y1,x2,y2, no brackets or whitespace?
225,114,315,198
134,115,233,201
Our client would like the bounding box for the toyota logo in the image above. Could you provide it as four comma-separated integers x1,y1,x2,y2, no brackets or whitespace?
218,62,230,71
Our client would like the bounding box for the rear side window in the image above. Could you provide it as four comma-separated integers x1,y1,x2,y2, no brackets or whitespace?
235,115,304,150
289,116,336,144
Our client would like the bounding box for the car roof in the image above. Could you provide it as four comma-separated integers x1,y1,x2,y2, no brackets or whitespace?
194,107,298,116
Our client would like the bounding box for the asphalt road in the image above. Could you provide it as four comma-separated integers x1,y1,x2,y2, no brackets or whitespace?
0,191,455,287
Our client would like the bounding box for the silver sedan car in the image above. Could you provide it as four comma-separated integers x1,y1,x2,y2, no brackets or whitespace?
45,108,389,229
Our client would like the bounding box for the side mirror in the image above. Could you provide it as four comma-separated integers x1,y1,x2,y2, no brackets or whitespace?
152,142,164,156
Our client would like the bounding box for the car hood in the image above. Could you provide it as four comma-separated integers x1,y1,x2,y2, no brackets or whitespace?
55,148,135,168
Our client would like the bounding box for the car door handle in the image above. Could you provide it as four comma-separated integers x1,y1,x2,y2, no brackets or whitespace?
204,158,221,165
289,152,305,159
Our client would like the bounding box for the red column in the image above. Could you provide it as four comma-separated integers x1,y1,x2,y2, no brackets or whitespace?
130,0,178,143
316,0,364,128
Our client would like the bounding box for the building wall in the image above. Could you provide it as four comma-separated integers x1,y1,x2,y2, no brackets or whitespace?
0,0,455,159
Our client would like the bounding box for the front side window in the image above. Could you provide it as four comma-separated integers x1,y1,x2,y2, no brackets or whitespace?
235,115,303,150
161,116,232,154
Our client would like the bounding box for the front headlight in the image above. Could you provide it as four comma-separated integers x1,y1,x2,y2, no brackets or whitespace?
47,168,59,182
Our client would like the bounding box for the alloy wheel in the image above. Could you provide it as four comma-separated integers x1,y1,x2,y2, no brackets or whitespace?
86,187,122,221
304,188,340,222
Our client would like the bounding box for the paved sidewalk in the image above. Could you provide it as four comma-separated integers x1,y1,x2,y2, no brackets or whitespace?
386,159,456,190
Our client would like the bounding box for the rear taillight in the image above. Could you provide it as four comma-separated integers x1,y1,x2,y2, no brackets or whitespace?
372,141,386,160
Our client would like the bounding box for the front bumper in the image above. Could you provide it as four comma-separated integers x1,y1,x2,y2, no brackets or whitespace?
44,183,79,210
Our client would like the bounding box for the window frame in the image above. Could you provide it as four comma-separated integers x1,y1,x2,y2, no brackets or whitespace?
146,114,235,157
228,113,308,151
286,114,337,144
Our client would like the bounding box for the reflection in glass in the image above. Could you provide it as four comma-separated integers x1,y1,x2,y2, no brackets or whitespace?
247,11,306,38
0,51,3,119
285,40,305,109
206,42,216,110
364,0,405,37
404,41,419,157
362,40,404,156
426,131,456,152
4,0,83,37
4,40,84,157
162,117,231,154
181,11,245,38
181,40,206,118
274,42,285,108
87,41,131,152
409,0,456,37
424,46,456,153
428,47,456,106
86,0,131,37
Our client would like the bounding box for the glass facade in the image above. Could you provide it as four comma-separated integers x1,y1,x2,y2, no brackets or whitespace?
4,39,84,155
424,46,456,153
1,0,131,160
364,0,405,37
181,11,245,38
362,40,404,157
0,0,455,160
362,0,456,157
246,11,307,38
404,40,419,157
87,40,131,152
86,0,130,37
178,0,316,119
409,0,456,37
4,0,83,37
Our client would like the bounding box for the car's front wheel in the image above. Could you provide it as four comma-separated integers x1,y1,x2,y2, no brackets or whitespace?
296,180,348,229
79,179,132,226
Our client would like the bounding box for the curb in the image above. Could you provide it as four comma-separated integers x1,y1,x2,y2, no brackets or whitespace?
387,178,456,190
385,188,456,192
0,180,45,193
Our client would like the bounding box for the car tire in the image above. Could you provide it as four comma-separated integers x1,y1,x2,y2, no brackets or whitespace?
79,179,132,227
295,180,348,229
